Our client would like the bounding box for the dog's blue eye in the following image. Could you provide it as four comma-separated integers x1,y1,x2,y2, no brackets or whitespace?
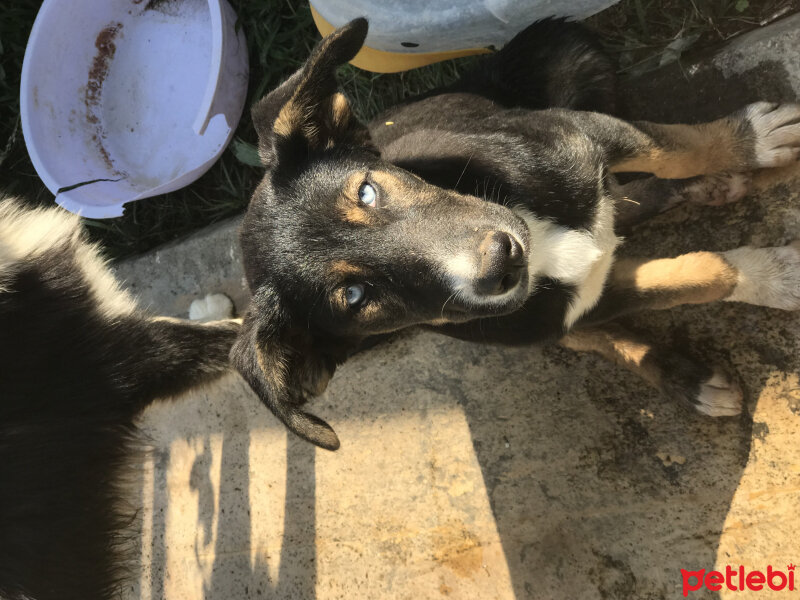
358,182,377,207
345,284,365,307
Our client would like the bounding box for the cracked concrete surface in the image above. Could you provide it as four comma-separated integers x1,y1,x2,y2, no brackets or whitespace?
116,15,800,600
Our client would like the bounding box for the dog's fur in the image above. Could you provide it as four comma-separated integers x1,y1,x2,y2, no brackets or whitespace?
234,18,800,450
0,200,239,600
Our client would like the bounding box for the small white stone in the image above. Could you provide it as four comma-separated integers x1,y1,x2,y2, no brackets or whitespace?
189,293,234,321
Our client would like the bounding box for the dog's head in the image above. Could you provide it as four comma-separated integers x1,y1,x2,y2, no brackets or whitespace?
233,19,531,450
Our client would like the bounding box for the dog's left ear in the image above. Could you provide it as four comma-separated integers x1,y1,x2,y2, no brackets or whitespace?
252,18,371,169
230,285,342,450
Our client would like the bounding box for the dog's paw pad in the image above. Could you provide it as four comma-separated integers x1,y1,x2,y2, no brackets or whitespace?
744,102,800,168
686,173,750,206
693,367,743,417
724,242,800,310
189,293,234,321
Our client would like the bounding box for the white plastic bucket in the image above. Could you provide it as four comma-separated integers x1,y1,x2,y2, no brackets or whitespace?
21,0,249,218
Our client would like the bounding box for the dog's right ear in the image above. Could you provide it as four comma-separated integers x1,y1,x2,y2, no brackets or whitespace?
251,18,371,170
230,285,341,451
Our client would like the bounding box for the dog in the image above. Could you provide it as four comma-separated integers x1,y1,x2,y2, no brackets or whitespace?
232,17,800,451
0,199,239,600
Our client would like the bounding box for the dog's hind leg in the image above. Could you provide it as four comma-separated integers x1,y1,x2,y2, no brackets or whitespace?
452,18,617,113
583,242,800,324
612,172,750,233
560,323,742,416
566,102,800,178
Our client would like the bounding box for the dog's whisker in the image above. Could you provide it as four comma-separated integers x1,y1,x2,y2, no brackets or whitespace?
454,153,474,190
440,289,461,319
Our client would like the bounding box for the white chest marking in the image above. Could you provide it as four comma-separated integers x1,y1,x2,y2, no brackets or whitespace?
515,198,619,330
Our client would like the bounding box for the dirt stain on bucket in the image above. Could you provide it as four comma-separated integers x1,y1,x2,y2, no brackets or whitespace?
85,22,123,173
144,0,183,15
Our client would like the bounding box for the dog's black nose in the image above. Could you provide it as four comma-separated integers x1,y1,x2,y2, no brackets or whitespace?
475,231,524,295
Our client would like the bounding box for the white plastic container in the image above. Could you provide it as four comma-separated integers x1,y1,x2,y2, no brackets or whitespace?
21,0,249,218
311,0,619,72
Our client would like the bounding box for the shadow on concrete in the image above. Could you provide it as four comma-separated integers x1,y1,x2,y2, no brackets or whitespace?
135,407,318,599
275,436,318,599
149,444,169,600
457,334,757,599
363,311,760,599
193,436,316,600
202,425,270,599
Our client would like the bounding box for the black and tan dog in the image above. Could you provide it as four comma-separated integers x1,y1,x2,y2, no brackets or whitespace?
233,18,800,451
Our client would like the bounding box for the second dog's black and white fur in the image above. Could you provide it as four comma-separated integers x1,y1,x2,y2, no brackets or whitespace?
0,200,238,600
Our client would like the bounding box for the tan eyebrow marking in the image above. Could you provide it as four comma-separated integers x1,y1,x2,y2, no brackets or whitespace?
370,169,437,207
329,260,364,277
369,170,406,199
338,172,375,225
337,168,425,224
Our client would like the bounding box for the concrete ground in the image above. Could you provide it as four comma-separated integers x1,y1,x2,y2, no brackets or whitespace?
115,16,800,600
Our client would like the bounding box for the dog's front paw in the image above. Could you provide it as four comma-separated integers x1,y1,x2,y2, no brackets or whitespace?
189,293,235,321
685,172,750,206
692,367,743,417
723,241,800,310
742,102,800,169
662,358,743,418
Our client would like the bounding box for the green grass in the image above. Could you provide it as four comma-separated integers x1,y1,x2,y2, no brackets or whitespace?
0,0,796,257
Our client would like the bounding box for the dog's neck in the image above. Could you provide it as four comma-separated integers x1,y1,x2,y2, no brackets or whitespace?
514,198,619,328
